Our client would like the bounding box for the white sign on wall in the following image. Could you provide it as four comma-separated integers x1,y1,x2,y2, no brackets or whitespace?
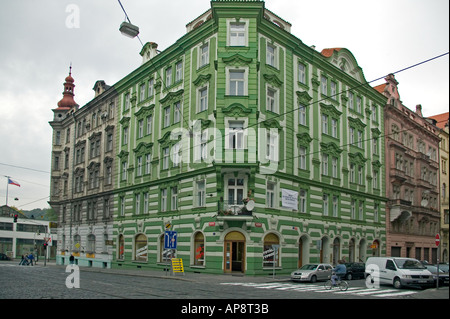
281,188,298,210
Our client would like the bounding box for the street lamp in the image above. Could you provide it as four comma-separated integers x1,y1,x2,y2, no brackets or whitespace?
119,21,139,38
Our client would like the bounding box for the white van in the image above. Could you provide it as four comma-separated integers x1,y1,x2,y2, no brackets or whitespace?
365,257,434,289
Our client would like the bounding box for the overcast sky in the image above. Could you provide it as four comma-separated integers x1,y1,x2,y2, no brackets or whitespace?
0,0,448,210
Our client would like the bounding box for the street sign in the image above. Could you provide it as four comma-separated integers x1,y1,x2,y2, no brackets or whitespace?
172,258,184,274
435,233,440,247
164,230,178,249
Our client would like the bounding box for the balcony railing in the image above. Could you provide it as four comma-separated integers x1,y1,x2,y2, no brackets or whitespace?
218,200,253,216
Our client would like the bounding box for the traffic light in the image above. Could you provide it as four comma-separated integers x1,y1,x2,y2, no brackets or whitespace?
13,214,18,223
43,243,48,250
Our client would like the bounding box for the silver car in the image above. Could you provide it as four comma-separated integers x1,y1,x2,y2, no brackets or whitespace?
291,263,333,283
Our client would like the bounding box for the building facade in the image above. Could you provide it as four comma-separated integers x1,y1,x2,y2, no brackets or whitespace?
49,70,118,268
112,0,387,275
429,112,449,262
376,74,441,263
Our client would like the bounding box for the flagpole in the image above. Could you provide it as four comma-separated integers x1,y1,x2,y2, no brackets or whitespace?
5,175,9,206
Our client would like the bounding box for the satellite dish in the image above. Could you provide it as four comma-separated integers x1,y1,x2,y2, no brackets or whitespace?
246,199,255,211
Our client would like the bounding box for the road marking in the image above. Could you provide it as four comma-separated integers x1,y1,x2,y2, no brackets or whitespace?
220,282,419,298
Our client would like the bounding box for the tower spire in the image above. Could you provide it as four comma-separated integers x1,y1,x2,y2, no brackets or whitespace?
56,64,79,110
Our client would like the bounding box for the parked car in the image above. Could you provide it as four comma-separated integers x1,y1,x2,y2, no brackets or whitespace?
342,262,365,280
423,265,449,286
291,263,333,283
366,257,434,289
0,253,11,261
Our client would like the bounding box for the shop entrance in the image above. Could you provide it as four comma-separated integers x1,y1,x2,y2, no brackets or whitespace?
224,231,245,273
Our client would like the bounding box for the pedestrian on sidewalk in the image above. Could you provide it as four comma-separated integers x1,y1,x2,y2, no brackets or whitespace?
28,253,34,266
19,255,26,265
69,254,75,265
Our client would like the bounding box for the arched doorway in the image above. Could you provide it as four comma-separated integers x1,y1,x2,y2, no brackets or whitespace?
224,231,245,273
332,238,340,265
134,234,148,262
298,235,309,268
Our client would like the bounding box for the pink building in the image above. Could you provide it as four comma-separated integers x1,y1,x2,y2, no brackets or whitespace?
375,74,441,262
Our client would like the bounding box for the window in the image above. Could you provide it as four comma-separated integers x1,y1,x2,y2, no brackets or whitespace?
299,104,307,126
143,192,149,214
174,102,181,123
140,83,145,102
356,96,362,113
332,196,338,217
199,87,208,112
146,115,153,135
137,119,144,138
122,161,127,181
200,43,209,67
322,154,329,176
228,121,245,149
331,118,338,138
194,232,205,266
330,81,337,98
124,93,130,111
263,233,280,267
123,127,128,145
348,92,354,110
321,76,327,95
171,186,178,211
135,194,141,215
120,196,125,217
229,70,245,96
299,147,307,170
266,87,277,113
266,182,276,208
266,131,278,161
332,157,338,178
266,43,276,67
299,189,307,213
165,67,172,87
136,156,142,176
227,178,244,205
162,147,169,170
145,154,151,175
350,163,355,183
161,188,167,212
229,22,246,46
148,78,154,97
195,180,206,207
322,114,328,134
172,143,181,167
323,194,329,216
134,234,148,262
175,61,183,83
164,106,170,128
298,62,306,84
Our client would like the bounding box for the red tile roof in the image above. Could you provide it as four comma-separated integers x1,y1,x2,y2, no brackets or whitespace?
320,48,342,58
429,112,449,129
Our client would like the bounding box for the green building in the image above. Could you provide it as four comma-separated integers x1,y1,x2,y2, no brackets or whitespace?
112,0,387,275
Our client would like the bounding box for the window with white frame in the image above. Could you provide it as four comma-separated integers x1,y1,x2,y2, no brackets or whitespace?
266,43,276,67
322,153,329,176
172,142,181,167
140,83,145,102
200,43,209,67
136,156,142,176
161,188,167,212
138,119,144,138
298,62,306,84
146,115,153,135
227,178,244,204
321,76,327,95
148,78,154,97
266,131,278,161
266,86,278,113
198,87,208,112
332,157,338,178
164,106,170,128
175,61,183,83
299,104,307,126
143,192,149,214
227,120,245,149
229,21,246,46
122,161,127,181
299,189,307,213
266,181,276,208
174,101,181,123
195,180,206,207
330,81,337,98
135,193,141,215
299,147,307,170
332,196,338,217
229,69,245,96
165,67,172,87
171,186,178,210
145,154,151,175
162,147,169,170
323,194,329,216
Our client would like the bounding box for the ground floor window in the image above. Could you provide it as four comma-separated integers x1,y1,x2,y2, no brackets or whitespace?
263,233,280,267
135,234,148,262
194,232,205,266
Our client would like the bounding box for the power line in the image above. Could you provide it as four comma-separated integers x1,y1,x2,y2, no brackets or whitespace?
0,162,50,174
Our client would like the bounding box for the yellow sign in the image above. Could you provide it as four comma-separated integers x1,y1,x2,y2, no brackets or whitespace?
172,258,184,273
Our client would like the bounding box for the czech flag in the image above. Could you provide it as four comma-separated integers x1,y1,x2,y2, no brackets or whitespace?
8,178,20,187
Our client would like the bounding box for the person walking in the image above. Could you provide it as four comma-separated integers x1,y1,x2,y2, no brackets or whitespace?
28,253,34,266
69,254,75,265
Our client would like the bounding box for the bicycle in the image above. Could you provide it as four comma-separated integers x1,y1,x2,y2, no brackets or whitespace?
324,274,349,291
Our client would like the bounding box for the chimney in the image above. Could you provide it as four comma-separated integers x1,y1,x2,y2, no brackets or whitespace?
140,42,159,64
416,104,423,117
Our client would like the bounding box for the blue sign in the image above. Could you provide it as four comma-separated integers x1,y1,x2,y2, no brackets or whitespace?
164,230,178,249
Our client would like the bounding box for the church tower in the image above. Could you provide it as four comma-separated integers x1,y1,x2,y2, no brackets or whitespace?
52,65,79,121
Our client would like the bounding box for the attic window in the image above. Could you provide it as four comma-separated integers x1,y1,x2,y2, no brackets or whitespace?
273,20,284,29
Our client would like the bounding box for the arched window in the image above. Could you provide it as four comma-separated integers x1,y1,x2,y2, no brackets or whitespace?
134,234,148,262
194,232,205,266
263,233,280,267
118,234,125,260
87,234,96,253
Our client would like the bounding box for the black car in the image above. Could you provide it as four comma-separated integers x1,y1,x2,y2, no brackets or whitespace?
0,253,11,261
342,262,365,280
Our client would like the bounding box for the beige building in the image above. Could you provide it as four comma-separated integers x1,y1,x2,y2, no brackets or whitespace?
429,112,449,262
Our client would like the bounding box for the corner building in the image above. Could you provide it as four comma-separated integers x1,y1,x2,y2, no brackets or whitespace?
113,0,387,275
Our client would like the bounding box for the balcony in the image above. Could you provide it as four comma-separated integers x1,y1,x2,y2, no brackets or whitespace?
217,200,254,223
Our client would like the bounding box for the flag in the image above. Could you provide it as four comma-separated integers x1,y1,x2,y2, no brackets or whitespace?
8,178,20,187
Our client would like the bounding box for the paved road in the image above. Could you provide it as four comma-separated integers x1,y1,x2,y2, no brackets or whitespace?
1,261,448,301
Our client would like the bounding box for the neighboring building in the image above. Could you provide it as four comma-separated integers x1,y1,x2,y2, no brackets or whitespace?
112,0,387,275
429,112,449,262
48,68,118,268
0,205,56,260
375,74,441,263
